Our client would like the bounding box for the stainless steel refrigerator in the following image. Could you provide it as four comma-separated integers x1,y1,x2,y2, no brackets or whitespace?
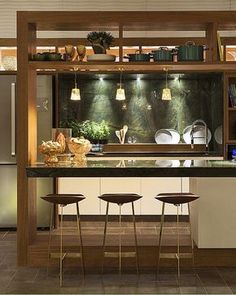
0,74,53,228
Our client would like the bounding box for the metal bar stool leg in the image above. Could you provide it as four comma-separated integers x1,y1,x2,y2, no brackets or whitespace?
59,205,64,287
47,204,54,276
76,202,85,277
188,203,195,267
132,201,139,275
119,204,122,276
176,205,180,278
157,202,165,273
102,202,109,274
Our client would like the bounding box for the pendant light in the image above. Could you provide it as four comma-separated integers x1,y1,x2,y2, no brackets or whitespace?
116,68,126,101
162,67,172,101
70,71,81,101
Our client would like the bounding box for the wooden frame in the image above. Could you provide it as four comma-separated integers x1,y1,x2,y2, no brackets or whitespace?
17,10,236,266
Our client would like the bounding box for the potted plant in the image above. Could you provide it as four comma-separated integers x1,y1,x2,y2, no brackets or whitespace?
87,31,114,54
98,120,110,144
61,120,110,144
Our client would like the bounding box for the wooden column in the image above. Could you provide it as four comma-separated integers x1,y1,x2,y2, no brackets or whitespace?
118,25,123,62
17,13,37,266
206,22,218,62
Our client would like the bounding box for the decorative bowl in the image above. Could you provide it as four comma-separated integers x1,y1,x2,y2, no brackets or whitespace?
57,153,72,164
68,137,92,163
39,140,62,164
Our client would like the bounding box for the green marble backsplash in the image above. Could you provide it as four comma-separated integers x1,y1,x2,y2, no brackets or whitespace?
58,73,223,150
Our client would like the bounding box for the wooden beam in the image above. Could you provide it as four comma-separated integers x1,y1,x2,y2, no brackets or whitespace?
2,37,235,48
28,61,236,73
205,22,218,62
17,14,37,266
16,11,236,31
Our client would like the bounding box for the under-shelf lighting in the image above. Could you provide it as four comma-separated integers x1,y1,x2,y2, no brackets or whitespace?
116,68,126,101
70,71,81,101
162,68,172,101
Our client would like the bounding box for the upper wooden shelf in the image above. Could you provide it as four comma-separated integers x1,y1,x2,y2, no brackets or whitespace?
18,11,236,31
29,61,236,72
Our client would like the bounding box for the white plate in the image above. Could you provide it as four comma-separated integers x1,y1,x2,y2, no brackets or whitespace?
155,129,173,144
155,160,173,167
183,125,212,144
87,54,116,61
155,160,180,167
214,125,222,145
167,129,180,144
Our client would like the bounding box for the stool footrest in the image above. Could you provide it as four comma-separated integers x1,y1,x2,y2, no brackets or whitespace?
160,253,193,259
104,251,136,258
50,252,81,259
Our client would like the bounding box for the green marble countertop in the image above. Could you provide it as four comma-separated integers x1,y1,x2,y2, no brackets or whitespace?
26,159,236,178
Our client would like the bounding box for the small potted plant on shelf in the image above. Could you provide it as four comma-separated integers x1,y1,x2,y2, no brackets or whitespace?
87,31,114,54
61,120,110,152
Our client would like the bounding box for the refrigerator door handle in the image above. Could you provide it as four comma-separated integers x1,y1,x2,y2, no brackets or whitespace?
11,83,16,156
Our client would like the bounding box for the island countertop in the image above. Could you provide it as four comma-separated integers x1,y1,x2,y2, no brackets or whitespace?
26,158,236,178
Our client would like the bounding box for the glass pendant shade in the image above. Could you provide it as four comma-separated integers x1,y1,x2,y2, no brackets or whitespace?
162,68,172,100
116,87,126,101
70,72,81,100
162,88,172,100
116,68,126,100
70,86,81,100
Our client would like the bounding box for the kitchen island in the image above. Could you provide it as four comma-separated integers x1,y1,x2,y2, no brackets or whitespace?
26,158,236,253
27,158,236,178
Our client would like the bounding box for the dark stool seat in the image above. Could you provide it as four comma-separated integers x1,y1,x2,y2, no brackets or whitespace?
42,193,85,205
41,193,85,286
155,192,199,277
99,193,142,275
155,192,199,205
99,193,142,204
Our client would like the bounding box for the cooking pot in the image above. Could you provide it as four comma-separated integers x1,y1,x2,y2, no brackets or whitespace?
176,41,206,61
47,52,62,61
124,50,151,62
151,47,174,61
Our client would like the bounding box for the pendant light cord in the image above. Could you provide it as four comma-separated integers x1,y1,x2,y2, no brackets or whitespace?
120,69,123,89
74,72,77,88
165,68,168,88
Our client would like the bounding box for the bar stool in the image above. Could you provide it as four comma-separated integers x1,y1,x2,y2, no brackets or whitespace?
98,193,142,275
155,192,199,277
41,193,85,286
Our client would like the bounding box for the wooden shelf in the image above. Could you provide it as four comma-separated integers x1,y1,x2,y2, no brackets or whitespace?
103,143,207,153
0,70,17,74
29,61,236,72
228,107,236,111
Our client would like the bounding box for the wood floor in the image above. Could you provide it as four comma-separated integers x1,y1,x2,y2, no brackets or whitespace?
1,221,236,294
29,220,236,268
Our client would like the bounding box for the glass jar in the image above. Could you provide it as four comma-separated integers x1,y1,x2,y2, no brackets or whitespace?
51,128,72,154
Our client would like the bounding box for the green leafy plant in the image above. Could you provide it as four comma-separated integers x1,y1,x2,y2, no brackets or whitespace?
61,120,110,143
99,120,111,140
87,31,114,54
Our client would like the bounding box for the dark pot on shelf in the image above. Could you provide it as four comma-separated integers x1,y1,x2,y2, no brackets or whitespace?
47,52,62,61
124,50,151,62
176,41,207,61
92,44,106,54
151,47,174,61
32,53,46,61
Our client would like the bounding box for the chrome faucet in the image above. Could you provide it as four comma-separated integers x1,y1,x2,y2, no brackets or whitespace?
190,119,208,151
